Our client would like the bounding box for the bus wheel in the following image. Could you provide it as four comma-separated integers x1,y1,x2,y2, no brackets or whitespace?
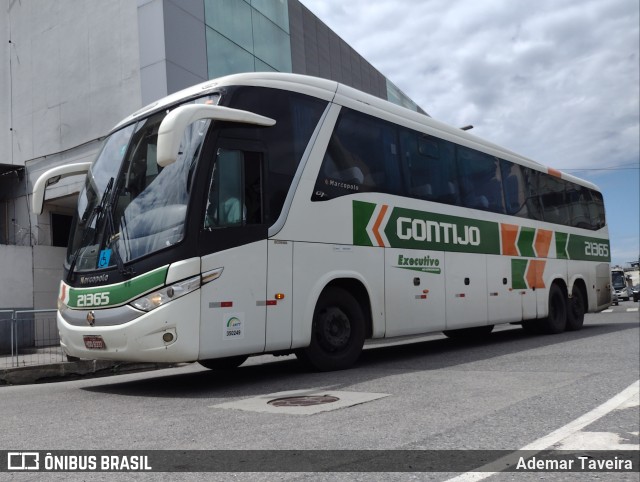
198,355,248,370
443,325,494,339
566,285,585,331
539,283,567,334
296,286,365,371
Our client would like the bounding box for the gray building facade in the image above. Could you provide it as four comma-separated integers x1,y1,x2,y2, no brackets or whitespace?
138,0,421,108
0,0,423,310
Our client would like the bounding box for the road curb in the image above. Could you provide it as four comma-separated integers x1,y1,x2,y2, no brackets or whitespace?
0,360,175,386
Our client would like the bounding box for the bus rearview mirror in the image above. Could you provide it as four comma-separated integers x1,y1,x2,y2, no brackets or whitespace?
156,104,276,168
31,162,92,215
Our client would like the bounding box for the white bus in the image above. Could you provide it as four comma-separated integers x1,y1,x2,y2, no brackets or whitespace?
32,73,611,371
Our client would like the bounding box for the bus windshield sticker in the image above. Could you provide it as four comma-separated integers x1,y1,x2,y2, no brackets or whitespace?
98,249,112,268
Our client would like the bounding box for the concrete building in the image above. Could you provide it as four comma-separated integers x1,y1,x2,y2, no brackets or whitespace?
0,0,424,310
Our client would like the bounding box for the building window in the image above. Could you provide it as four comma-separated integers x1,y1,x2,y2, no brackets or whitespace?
252,9,292,72
206,27,256,78
386,79,420,112
204,0,253,52
251,0,289,33
51,213,73,247
204,0,292,78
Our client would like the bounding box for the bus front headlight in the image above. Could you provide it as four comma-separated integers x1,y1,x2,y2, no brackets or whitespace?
130,276,201,312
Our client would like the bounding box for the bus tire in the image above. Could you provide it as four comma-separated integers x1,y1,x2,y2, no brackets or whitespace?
539,283,567,334
198,355,248,370
566,285,585,331
296,286,365,371
443,325,494,339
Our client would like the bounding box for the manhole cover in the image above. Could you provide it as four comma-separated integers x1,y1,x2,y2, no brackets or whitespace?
267,395,340,407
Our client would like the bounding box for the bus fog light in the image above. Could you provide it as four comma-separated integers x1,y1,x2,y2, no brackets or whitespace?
130,276,201,312
162,332,174,343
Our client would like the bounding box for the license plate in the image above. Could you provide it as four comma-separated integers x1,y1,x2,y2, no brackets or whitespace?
83,335,106,350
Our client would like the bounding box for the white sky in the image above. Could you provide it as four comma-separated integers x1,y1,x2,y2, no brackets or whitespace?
301,0,640,266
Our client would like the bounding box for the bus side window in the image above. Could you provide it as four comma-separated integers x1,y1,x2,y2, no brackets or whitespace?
457,146,505,213
522,167,543,221
501,160,525,215
538,174,570,226
567,185,592,229
325,136,366,183
312,108,402,201
399,130,459,206
400,131,435,200
204,148,263,229
589,190,606,230
220,87,327,224
500,159,541,220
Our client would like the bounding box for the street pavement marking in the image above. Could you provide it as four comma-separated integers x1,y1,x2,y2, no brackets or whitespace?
554,386,639,450
445,380,640,482
601,308,638,313
553,431,639,450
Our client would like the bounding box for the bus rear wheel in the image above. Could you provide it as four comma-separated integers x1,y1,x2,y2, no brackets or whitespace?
296,286,365,371
566,285,585,331
539,283,567,334
198,355,248,370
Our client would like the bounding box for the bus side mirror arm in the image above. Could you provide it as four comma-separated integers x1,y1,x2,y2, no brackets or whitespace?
156,104,276,167
31,162,92,215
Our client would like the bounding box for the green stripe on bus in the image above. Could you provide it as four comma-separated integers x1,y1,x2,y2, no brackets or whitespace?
384,206,501,254
353,200,501,254
556,232,569,259
511,259,528,290
352,201,609,262
353,200,376,247
66,266,168,309
517,227,536,258
554,231,609,261
566,234,611,262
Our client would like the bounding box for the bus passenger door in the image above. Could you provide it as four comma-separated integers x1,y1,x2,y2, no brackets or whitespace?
200,242,267,359
265,239,293,351
445,252,488,329
385,248,446,337
198,145,268,360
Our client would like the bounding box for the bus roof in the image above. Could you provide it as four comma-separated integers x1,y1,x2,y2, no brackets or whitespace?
112,72,600,193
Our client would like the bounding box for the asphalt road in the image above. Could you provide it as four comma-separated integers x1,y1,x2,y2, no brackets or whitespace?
1,302,638,481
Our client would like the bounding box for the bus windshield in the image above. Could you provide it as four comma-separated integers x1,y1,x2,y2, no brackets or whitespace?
611,271,626,289
67,104,212,274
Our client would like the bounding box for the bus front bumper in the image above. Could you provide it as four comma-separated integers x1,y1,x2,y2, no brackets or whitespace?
57,291,200,363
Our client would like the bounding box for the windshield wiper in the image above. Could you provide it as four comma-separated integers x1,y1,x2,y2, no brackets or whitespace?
103,197,135,278
67,177,115,282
